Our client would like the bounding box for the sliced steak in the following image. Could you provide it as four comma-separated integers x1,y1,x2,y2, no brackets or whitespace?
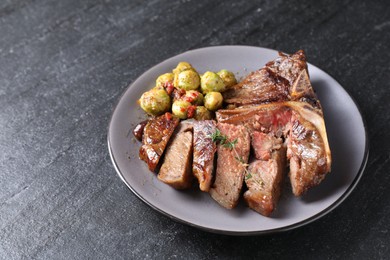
139,113,179,172
158,122,193,189
287,110,329,196
193,120,217,192
244,133,287,217
223,68,290,106
209,123,250,209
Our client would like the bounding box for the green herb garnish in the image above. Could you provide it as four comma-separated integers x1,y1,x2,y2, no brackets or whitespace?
223,138,237,149
211,129,226,144
234,156,246,164
210,129,237,150
210,129,252,181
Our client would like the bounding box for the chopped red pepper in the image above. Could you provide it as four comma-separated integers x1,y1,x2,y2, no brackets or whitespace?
165,82,174,95
184,96,194,103
172,88,186,100
178,88,186,96
187,105,196,118
165,112,172,121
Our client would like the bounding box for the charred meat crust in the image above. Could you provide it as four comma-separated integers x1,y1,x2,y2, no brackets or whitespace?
139,114,180,172
193,120,217,192
223,68,291,106
133,120,148,141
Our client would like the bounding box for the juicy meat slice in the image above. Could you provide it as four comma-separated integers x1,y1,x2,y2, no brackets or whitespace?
287,110,329,196
139,113,179,172
193,120,217,192
158,123,193,189
288,101,331,175
251,132,283,160
209,123,251,209
223,68,291,106
223,50,309,106
244,143,286,217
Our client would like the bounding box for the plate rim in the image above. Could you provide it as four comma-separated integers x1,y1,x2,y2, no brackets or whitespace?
107,45,369,235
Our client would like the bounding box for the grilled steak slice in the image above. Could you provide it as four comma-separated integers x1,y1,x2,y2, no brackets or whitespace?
193,120,217,192
158,122,193,189
287,101,331,177
139,113,179,172
223,50,314,106
209,123,250,209
244,133,286,216
287,109,329,196
223,68,290,106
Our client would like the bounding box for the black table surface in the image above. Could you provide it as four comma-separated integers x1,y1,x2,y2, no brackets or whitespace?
1,0,390,259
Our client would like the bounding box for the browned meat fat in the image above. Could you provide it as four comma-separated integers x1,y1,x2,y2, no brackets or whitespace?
139,114,179,172
244,133,287,217
209,123,250,209
193,120,217,192
158,123,193,189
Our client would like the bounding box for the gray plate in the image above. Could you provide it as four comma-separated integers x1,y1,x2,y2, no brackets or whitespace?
108,46,368,235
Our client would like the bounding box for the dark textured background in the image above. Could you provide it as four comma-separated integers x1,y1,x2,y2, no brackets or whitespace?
1,0,389,259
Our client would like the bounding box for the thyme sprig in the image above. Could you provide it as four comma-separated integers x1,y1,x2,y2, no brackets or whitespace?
211,129,226,143
210,129,246,161
245,171,252,180
210,129,252,181
210,129,238,150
